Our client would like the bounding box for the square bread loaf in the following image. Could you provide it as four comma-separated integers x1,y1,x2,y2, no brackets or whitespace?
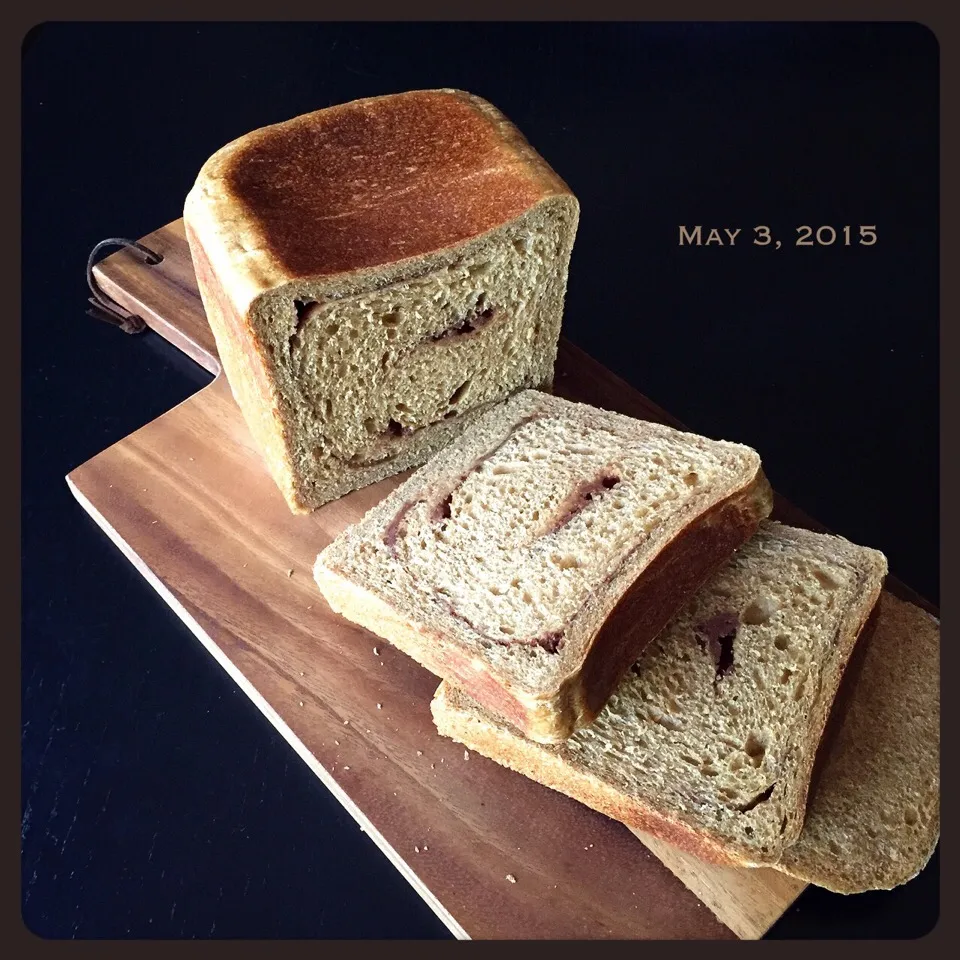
315,390,774,743
432,522,891,870
184,89,579,513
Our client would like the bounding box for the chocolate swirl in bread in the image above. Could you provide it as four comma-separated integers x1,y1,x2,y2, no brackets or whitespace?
316,391,774,743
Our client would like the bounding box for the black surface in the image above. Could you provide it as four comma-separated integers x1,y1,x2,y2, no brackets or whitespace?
21,22,938,939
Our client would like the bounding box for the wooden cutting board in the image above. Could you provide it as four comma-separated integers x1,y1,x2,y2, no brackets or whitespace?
68,220,929,939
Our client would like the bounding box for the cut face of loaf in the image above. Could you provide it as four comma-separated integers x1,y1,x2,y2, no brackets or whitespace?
431,522,888,867
315,390,773,743
184,89,579,512
773,592,939,893
255,209,571,500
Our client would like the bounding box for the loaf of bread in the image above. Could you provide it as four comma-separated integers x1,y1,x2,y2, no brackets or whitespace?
315,390,773,743
773,591,939,893
431,522,889,869
184,89,579,513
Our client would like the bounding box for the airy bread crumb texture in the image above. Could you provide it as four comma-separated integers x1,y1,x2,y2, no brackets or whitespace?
252,202,573,509
317,390,767,698
432,522,888,867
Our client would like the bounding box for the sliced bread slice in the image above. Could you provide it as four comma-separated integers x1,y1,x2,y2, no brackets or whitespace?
431,522,888,866
315,389,773,743
773,591,939,893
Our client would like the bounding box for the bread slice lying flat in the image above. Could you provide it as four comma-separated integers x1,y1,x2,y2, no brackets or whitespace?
772,591,939,893
315,390,773,743
431,522,888,867
184,89,579,513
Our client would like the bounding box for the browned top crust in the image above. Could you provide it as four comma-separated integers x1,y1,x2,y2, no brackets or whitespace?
218,89,570,277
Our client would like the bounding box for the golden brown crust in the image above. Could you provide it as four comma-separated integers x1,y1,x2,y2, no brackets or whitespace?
183,91,578,514
211,90,570,279
185,219,303,510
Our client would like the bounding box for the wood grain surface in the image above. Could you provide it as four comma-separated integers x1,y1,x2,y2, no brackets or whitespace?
68,218,925,939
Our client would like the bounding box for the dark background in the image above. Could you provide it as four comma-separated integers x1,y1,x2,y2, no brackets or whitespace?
21,22,939,939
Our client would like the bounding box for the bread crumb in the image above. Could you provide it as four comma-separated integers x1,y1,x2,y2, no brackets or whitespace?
298,701,304,707
287,569,294,577
343,766,350,771
506,874,517,884
189,457,195,461
430,763,435,769
299,671,304,676
423,845,428,851
380,661,384,666
334,740,339,746
416,750,423,757
373,647,379,656
343,720,349,725
463,750,469,761
376,703,382,710
414,845,420,853
151,520,158,524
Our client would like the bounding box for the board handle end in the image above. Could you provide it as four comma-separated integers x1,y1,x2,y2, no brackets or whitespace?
85,237,164,335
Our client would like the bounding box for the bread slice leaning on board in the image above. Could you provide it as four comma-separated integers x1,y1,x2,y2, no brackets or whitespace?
775,591,939,892
431,522,927,884
184,89,579,514
315,389,773,744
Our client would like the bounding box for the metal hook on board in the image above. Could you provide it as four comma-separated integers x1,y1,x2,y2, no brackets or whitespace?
85,237,164,335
